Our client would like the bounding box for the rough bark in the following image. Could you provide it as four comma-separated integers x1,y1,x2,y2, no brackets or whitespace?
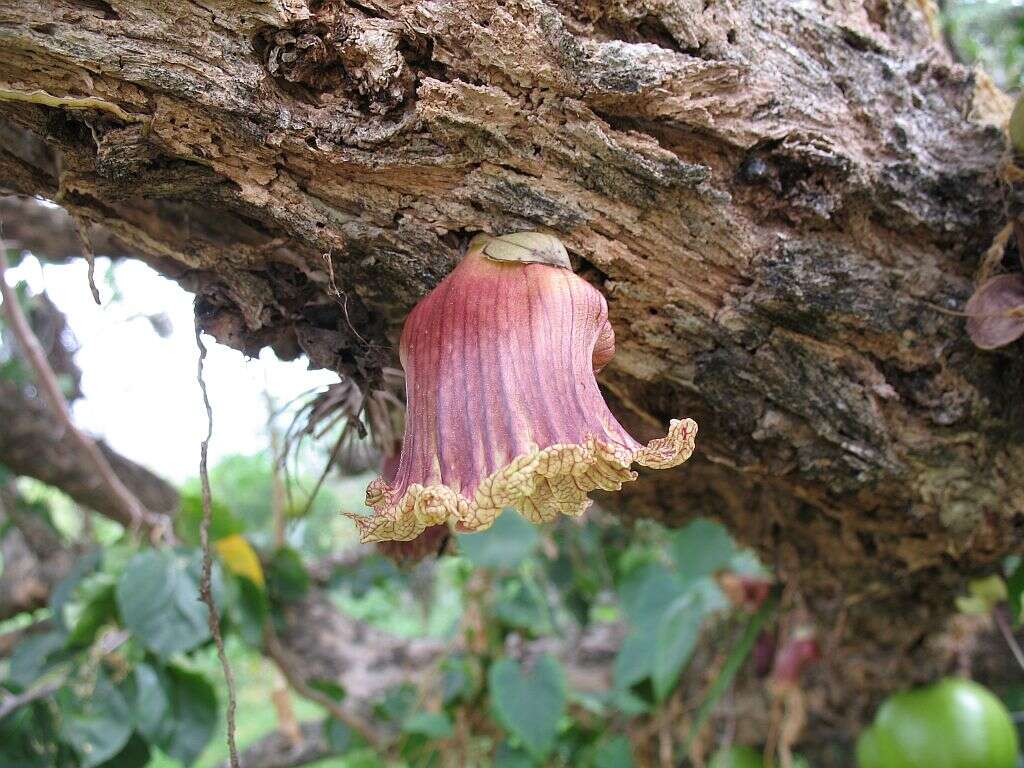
1,0,1022,753
0,195,133,262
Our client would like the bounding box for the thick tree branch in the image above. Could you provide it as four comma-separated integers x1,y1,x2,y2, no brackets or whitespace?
0,380,179,519
0,195,132,262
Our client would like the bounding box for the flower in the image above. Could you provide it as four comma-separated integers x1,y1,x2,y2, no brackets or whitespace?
349,232,697,542
374,451,450,562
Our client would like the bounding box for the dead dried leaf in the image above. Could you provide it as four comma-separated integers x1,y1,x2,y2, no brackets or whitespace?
965,273,1024,349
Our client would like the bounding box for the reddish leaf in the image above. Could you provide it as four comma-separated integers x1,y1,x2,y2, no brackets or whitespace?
965,273,1024,350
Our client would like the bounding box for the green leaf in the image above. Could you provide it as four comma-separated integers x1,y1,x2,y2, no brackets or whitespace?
403,711,453,739
667,519,735,582
266,547,310,602
593,736,634,768
440,656,473,705
308,679,346,703
7,631,65,688
608,687,650,716
175,491,246,548
613,629,656,691
63,572,117,649
400,733,441,768
613,564,715,698
96,733,151,768
132,663,217,766
133,664,170,742
691,576,729,615
570,688,607,717
618,564,685,630
50,550,103,634
0,702,56,766
495,579,549,634
59,673,133,768
489,654,566,761
161,666,218,766
727,549,769,577
458,511,539,569
225,573,269,647
373,683,417,723
116,550,210,659
652,594,704,701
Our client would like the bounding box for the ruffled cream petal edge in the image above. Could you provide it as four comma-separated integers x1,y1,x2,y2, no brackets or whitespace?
346,418,697,543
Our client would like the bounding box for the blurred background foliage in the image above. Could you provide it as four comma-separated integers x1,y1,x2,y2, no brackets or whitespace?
947,0,1024,90
0,437,778,767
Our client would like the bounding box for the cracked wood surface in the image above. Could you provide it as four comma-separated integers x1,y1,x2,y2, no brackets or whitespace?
1,0,1022,751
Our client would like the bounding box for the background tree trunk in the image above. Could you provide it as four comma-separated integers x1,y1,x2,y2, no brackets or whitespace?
2,0,1022,754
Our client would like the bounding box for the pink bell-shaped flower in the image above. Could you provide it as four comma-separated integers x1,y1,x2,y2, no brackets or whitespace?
349,232,697,542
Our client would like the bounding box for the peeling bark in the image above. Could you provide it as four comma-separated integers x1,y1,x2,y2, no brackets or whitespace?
1,0,1022,752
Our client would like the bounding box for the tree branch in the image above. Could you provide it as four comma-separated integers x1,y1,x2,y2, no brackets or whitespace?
263,626,385,749
0,629,128,720
0,381,179,519
215,721,334,768
0,525,73,621
0,196,133,263
0,242,170,540
0,678,63,720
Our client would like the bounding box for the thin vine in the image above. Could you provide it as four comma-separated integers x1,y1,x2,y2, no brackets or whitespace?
195,319,242,768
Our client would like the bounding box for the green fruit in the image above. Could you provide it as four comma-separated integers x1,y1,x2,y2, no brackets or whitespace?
857,678,1019,768
1010,95,1024,155
707,746,811,768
